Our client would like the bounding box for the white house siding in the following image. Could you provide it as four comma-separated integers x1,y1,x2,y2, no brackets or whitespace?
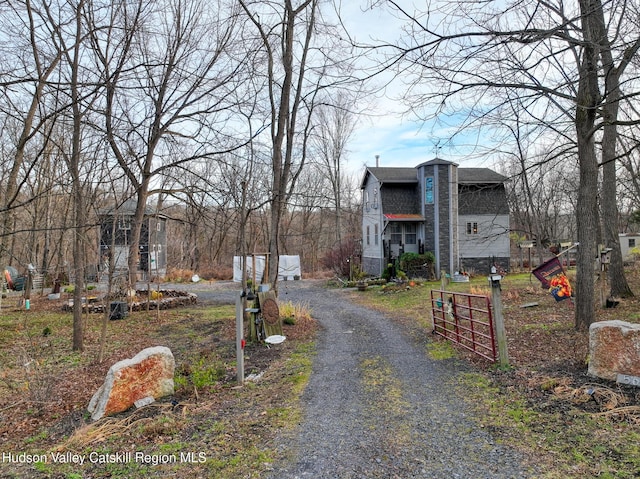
620,234,640,259
458,214,510,272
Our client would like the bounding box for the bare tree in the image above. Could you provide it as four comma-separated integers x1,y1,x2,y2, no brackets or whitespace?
0,1,63,267
309,96,358,245
595,0,640,299
69,0,90,350
368,0,640,330
90,0,247,287
239,0,360,287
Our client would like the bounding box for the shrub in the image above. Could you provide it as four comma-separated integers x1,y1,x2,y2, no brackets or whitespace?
165,268,194,282
321,238,361,278
382,263,395,281
175,356,226,392
399,252,436,279
199,265,233,281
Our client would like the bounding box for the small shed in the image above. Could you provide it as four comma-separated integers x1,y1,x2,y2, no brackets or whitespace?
99,200,167,280
619,233,640,260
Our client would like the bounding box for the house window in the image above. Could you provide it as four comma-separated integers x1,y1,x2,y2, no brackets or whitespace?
629,238,636,248
425,176,434,204
390,223,403,244
374,224,379,245
405,223,417,244
366,225,370,246
118,218,131,230
466,222,479,235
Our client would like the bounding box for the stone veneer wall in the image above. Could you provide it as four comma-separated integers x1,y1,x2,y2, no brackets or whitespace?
362,256,384,277
421,162,457,275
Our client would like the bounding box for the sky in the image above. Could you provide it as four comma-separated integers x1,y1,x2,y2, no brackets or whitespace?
347,110,502,174
338,2,501,179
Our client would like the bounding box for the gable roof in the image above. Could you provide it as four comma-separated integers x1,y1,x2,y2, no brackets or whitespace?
416,157,459,168
361,164,507,189
360,167,417,189
458,168,508,184
98,199,165,217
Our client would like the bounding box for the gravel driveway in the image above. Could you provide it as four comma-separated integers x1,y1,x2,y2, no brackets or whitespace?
174,279,534,478
272,280,534,479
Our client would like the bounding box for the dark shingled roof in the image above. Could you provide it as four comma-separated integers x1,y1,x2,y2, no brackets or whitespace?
98,199,163,217
458,168,508,184
361,165,507,188
364,167,418,184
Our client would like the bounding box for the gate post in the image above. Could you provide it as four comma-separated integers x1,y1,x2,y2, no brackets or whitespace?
490,271,509,367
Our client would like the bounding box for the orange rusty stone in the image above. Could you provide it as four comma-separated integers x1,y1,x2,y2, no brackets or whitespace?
588,320,640,381
88,346,175,421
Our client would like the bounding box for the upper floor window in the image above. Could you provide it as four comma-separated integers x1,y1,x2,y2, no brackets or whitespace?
118,218,131,230
425,176,434,204
466,222,478,235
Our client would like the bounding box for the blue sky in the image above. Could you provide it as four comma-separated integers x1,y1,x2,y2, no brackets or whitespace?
340,3,501,178
346,113,501,178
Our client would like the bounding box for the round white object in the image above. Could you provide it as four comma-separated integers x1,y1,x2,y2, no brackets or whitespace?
264,335,286,345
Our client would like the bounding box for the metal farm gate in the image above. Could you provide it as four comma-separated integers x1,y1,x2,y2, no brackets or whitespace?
430,290,497,362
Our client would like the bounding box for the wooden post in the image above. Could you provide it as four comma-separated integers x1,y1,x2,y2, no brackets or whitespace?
599,247,611,308
490,273,509,367
235,292,245,385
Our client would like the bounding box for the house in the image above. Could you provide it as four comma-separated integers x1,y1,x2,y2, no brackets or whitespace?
360,158,510,278
619,233,640,260
99,200,168,280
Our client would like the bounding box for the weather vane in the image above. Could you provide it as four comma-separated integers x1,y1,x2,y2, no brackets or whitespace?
433,140,442,157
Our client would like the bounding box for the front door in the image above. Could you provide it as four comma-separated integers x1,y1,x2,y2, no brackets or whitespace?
389,222,420,257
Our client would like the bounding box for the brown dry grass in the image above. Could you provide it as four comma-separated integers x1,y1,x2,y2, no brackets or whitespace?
0,296,317,479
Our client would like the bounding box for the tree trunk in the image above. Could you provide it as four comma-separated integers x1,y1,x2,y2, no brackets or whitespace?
601,105,633,298
70,0,86,352
128,187,150,288
595,4,636,299
574,0,601,331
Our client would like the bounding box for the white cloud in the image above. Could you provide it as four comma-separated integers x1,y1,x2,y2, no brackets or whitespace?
339,2,503,175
